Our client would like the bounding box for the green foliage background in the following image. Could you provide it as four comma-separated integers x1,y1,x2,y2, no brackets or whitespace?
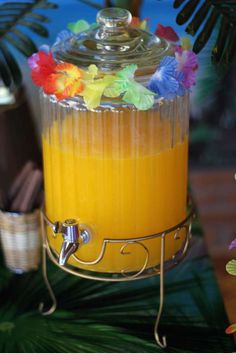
0,237,235,353
0,0,57,88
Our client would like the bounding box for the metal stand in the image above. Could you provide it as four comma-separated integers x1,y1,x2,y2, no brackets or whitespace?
39,212,57,316
39,206,194,348
154,234,167,348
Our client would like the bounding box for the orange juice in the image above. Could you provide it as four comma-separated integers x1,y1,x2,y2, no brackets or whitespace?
42,105,188,273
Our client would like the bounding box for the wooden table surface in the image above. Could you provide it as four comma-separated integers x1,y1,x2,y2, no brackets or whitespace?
190,169,236,326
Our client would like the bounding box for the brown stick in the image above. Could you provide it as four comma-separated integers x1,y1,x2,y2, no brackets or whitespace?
8,161,36,201
0,190,6,210
130,0,143,17
10,169,43,213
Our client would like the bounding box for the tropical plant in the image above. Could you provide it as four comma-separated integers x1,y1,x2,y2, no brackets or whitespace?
0,242,235,353
0,2,234,352
174,0,236,65
0,0,57,89
173,1,236,148
77,0,236,65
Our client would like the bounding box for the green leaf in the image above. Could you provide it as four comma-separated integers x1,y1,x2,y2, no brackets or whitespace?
185,2,211,36
36,2,58,9
105,64,155,110
0,247,234,353
174,0,187,8
211,17,230,64
190,123,219,144
85,64,98,80
0,14,18,19
0,0,56,88
76,0,103,10
117,64,137,79
221,26,236,65
1,2,30,6
67,19,90,34
12,28,38,53
0,50,12,87
5,33,33,57
103,83,121,98
80,75,116,109
122,81,155,110
193,8,220,54
26,13,50,23
0,8,27,12
175,0,236,64
176,0,199,26
18,20,48,37
226,260,236,275
0,42,22,87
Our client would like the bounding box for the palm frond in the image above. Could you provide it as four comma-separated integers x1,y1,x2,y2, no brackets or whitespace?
0,235,234,353
0,0,57,89
0,42,22,86
174,0,236,65
76,0,103,10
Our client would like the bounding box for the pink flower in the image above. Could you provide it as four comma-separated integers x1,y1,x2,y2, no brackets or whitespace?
28,53,40,70
229,238,236,250
175,46,198,89
28,46,50,70
155,24,179,42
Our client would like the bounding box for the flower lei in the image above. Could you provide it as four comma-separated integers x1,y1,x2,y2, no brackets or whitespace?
28,20,198,110
225,235,236,335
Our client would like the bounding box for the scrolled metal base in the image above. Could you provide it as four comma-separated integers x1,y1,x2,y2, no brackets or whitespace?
42,209,193,281
39,206,194,349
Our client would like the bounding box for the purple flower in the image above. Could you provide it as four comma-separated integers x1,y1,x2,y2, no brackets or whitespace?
175,46,198,89
229,238,236,250
148,56,185,99
27,53,39,70
28,45,50,70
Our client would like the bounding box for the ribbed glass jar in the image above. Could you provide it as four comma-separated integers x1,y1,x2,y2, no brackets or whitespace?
41,93,189,273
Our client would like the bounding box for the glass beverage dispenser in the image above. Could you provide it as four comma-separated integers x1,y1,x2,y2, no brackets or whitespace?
40,8,191,277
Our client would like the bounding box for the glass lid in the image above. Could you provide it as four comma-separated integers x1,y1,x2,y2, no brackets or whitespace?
52,7,172,72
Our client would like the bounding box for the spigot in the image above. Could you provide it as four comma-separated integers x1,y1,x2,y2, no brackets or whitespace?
53,219,90,266
59,241,78,266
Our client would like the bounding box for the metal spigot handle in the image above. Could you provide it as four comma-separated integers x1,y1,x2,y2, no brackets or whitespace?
61,219,80,243
59,242,79,266
54,219,91,266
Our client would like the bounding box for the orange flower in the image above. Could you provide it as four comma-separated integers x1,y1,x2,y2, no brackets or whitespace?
226,324,236,334
130,17,149,30
43,63,84,100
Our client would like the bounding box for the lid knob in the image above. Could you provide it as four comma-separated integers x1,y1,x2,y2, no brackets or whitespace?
97,7,132,29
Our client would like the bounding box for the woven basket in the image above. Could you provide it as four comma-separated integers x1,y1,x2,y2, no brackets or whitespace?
0,209,41,273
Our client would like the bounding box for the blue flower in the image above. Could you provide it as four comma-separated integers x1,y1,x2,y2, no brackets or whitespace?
39,44,50,54
54,30,73,46
148,56,186,99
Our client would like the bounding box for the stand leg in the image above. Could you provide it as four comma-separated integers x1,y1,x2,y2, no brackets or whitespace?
39,211,57,316
154,234,167,348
